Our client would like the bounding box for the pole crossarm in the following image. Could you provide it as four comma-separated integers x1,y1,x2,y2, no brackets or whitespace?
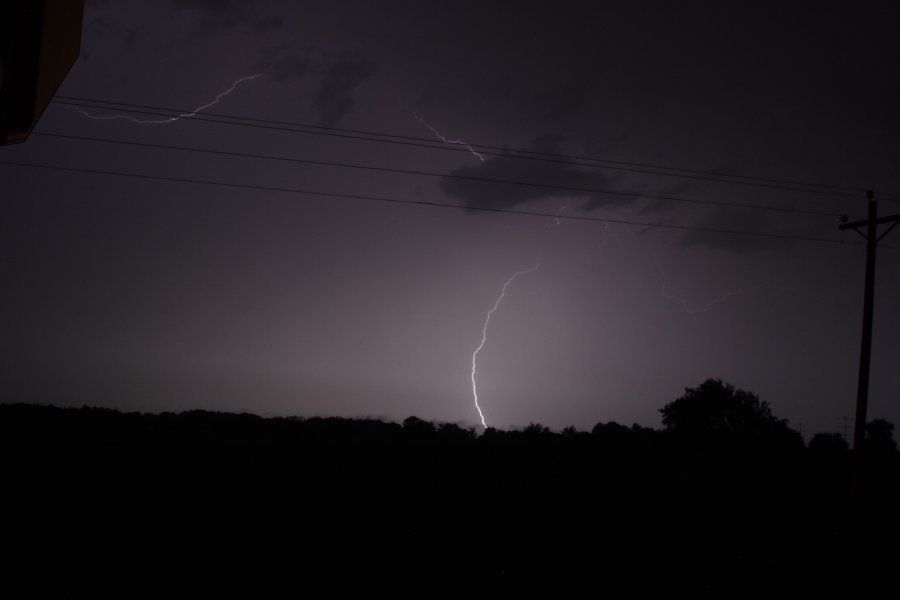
839,213,900,231
877,220,899,243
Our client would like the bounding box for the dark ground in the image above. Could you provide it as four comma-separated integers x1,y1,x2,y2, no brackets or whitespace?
2,403,898,593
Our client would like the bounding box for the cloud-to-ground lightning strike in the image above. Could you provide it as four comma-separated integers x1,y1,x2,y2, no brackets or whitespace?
471,257,541,428
411,112,486,161
74,73,265,124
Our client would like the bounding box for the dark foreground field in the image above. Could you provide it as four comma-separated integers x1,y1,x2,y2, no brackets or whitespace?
2,403,898,593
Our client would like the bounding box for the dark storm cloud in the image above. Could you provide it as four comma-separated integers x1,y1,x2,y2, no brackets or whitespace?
254,14,284,30
81,16,138,60
440,136,627,212
413,92,437,111
83,15,113,37
171,0,246,18
636,182,694,215
535,79,594,122
171,0,283,32
678,209,792,253
256,45,316,82
315,55,375,127
493,78,594,124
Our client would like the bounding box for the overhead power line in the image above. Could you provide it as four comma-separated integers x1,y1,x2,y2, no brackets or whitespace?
0,158,865,247
32,131,846,219
51,96,890,201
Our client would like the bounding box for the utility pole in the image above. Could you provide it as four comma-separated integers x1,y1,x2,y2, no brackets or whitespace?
840,192,900,527
839,191,900,451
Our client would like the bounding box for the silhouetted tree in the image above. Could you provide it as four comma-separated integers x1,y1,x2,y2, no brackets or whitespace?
402,415,436,439
660,378,803,451
523,422,550,436
590,421,631,448
437,422,475,441
591,420,629,436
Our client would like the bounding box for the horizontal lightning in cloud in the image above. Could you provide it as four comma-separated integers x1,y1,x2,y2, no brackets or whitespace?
656,257,769,313
471,257,541,428
74,73,265,124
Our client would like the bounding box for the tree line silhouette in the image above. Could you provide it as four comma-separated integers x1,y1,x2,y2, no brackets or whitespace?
2,378,898,592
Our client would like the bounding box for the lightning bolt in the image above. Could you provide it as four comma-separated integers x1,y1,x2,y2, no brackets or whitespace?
656,257,769,313
74,73,266,124
471,257,541,429
411,111,485,161
546,202,569,227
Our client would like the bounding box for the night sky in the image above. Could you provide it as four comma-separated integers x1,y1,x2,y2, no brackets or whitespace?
2,0,899,435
